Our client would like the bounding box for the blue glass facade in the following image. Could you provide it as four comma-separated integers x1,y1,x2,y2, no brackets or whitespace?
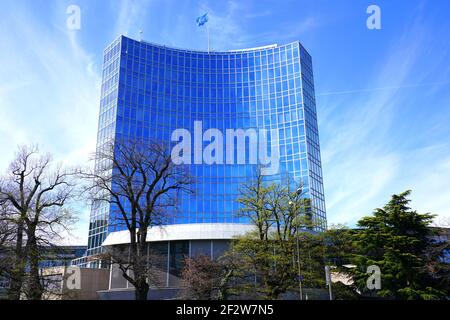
86,36,326,257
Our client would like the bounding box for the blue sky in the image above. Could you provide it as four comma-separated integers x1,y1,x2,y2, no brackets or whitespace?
1,0,450,244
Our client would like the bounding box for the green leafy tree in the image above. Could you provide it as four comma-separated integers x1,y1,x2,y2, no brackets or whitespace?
227,172,327,299
350,190,449,300
321,225,356,267
320,225,360,299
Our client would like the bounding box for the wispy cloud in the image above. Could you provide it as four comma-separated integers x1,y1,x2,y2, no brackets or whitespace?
113,0,153,39
0,2,102,244
1,0,449,246
317,81,450,97
199,0,244,49
244,9,271,19
320,13,450,226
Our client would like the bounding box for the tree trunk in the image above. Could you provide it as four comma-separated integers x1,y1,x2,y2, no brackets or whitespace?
26,226,43,300
133,234,149,300
8,221,25,300
135,277,149,300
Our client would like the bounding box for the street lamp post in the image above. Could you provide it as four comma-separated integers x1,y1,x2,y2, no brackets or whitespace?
291,187,304,301
268,187,305,300
269,210,304,300
296,231,303,300
325,265,333,300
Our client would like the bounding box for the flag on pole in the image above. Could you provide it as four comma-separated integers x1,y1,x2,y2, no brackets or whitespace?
196,13,209,26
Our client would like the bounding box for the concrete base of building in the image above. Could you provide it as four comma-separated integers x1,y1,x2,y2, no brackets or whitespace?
97,288,332,300
98,287,182,300
41,266,110,300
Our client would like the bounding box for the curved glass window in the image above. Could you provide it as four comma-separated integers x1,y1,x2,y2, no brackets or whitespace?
86,36,327,256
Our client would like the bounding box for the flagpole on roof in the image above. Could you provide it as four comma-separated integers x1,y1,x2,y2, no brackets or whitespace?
196,12,210,53
207,24,210,53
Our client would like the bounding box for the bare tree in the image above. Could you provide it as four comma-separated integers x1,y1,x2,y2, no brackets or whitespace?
0,201,16,283
0,145,78,300
181,254,222,300
181,253,242,300
82,139,192,300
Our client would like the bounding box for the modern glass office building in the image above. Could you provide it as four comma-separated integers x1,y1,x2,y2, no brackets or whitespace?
77,35,326,272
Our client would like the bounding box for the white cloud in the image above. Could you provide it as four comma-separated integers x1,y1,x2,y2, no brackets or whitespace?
0,3,101,245
113,0,153,39
320,17,450,227
199,0,318,50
